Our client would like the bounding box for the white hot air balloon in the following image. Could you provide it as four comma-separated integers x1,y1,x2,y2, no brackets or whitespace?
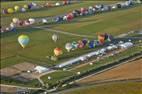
28,18,35,24
12,18,19,24
52,34,58,42
65,43,72,52
42,18,48,24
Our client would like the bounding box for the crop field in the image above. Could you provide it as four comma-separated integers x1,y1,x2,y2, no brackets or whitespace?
78,58,142,85
62,81,142,94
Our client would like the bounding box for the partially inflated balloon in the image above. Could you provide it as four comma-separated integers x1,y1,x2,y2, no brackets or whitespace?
18,35,29,48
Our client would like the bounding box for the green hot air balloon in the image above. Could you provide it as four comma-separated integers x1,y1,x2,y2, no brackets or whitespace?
18,35,29,48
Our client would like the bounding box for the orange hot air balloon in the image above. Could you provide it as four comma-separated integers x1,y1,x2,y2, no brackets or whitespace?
98,34,105,45
54,47,63,56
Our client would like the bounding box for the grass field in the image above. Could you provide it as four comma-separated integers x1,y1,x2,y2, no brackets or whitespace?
62,81,142,94
1,2,142,69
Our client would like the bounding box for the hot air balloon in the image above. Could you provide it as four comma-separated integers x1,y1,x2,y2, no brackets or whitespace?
12,18,19,24
78,40,84,48
52,34,58,42
14,5,20,12
66,13,74,21
18,35,30,48
54,47,63,56
88,40,95,48
28,18,35,24
82,38,88,46
2,9,8,14
65,43,72,52
98,34,105,45
42,19,48,24
23,4,28,9
7,8,14,14
71,41,78,50
21,8,26,12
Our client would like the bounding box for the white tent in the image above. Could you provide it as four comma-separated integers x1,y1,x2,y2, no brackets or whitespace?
119,42,133,49
34,66,49,73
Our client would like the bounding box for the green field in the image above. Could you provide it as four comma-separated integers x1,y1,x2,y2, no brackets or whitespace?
1,1,142,69
62,81,142,94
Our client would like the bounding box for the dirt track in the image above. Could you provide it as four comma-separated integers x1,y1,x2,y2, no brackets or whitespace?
78,58,142,84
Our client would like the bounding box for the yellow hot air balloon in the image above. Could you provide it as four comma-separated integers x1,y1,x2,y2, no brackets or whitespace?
23,4,28,9
12,17,19,23
7,8,14,14
14,5,20,12
18,35,30,48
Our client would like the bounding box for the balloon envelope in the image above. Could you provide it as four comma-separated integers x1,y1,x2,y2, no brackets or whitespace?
12,18,19,23
18,35,29,48
52,34,58,42
7,8,14,14
54,48,63,56
98,34,105,45
65,43,72,52
14,6,20,11
23,4,28,9
88,40,95,48
72,41,78,49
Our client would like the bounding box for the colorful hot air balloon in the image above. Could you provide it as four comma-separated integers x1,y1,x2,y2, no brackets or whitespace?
98,34,105,45
88,40,95,48
71,41,78,50
52,34,58,42
18,35,30,48
78,40,84,48
54,47,63,56
65,43,72,52
82,38,88,46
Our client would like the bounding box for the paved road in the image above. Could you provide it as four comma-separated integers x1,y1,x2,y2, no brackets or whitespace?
33,26,95,38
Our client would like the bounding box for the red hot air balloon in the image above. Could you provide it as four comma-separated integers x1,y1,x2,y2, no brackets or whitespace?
66,13,74,21
54,47,63,56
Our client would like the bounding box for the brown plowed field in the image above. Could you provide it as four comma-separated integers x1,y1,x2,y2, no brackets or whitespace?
78,58,142,84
